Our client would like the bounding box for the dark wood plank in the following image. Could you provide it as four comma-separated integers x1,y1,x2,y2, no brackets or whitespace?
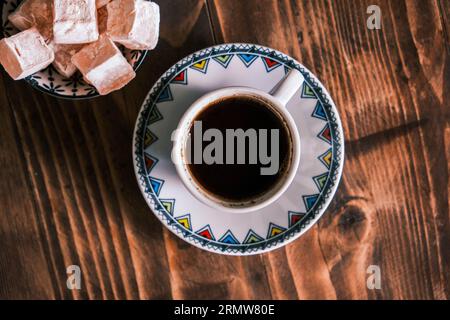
438,0,450,45
0,74,58,299
163,234,273,299
160,0,205,48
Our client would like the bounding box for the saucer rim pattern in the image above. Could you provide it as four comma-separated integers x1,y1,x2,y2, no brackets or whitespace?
133,43,344,255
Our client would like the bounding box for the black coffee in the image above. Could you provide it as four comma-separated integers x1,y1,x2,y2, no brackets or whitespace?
185,95,292,203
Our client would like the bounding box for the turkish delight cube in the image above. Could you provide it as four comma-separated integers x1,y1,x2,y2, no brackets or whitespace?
71,34,135,95
49,42,83,77
0,27,54,80
97,6,108,34
106,0,159,50
53,0,99,44
8,0,53,40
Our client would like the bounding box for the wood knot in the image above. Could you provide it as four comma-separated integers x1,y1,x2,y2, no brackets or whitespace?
338,208,366,233
336,205,370,246
317,197,374,268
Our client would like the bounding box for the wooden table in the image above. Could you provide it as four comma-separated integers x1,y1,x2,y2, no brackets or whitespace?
0,0,448,299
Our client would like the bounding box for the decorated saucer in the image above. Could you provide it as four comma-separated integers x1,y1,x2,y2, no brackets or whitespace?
1,0,147,99
133,43,344,255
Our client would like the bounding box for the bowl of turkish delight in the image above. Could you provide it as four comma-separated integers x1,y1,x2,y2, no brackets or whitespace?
0,0,159,98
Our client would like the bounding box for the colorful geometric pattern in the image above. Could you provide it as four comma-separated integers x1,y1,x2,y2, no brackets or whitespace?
313,173,329,191
175,214,192,231
133,43,344,254
312,101,327,120
144,152,158,172
160,199,175,215
190,59,209,73
261,57,282,72
157,86,173,103
171,70,188,85
319,148,333,169
237,53,258,67
148,106,163,124
219,230,240,244
267,223,287,238
318,124,332,144
196,225,215,240
301,82,317,99
144,130,158,148
303,194,319,211
213,55,234,68
149,177,164,195
243,230,264,244
288,211,307,227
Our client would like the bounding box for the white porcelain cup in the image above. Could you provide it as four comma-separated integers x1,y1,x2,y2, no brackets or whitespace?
172,69,304,213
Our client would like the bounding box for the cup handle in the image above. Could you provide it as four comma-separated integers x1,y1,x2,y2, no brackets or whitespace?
269,69,304,106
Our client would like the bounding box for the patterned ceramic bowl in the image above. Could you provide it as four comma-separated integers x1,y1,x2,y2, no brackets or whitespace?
0,0,148,99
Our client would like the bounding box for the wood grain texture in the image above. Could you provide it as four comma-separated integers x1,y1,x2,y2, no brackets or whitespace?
0,0,448,299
